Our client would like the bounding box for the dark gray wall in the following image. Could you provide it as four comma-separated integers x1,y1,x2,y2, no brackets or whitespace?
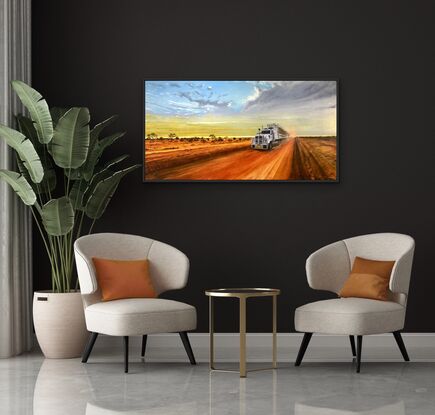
32,0,435,332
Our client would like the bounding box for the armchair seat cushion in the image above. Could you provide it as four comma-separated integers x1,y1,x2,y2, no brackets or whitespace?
294,298,406,335
85,298,197,336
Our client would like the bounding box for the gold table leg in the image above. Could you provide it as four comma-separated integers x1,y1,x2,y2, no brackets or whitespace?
239,297,247,378
208,292,278,377
272,295,277,368
209,296,215,370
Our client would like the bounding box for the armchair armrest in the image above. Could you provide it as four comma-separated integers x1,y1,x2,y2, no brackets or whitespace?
74,244,98,295
306,240,351,294
389,245,415,294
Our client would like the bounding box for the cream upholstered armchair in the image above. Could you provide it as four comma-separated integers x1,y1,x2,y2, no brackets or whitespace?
74,233,197,373
294,233,415,372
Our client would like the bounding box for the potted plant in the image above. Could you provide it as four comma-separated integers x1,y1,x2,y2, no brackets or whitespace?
0,81,139,358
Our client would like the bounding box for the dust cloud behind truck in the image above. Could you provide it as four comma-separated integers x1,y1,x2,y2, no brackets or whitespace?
251,124,289,150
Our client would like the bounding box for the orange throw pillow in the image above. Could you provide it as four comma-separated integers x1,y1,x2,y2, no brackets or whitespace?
339,257,395,301
92,257,157,301
351,256,395,280
340,273,390,301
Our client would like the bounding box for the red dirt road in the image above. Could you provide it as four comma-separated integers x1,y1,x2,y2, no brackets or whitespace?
290,137,336,180
147,139,295,180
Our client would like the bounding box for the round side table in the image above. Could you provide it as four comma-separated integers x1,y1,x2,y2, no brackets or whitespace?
205,288,280,378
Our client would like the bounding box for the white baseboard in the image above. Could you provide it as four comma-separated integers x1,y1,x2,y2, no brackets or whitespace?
91,333,435,363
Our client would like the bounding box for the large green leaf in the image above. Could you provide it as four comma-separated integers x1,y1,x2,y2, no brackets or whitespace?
69,180,85,211
16,115,56,193
11,81,53,143
82,168,113,207
0,123,44,183
80,131,125,182
50,107,68,128
15,155,56,195
101,154,130,170
51,107,90,169
99,131,125,150
64,168,82,180
82,154,129,203
85,165,140,219
15,156,31,183
0,169,36,205
80,115,118,180
38,168,57,194
79,137,100,182
90,115,118,142
41,196,75,236
16,114,43,153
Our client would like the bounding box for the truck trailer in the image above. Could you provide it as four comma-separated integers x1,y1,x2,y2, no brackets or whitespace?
251,124,289,150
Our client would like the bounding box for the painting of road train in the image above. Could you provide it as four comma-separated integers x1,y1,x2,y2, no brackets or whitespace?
144,80,338,181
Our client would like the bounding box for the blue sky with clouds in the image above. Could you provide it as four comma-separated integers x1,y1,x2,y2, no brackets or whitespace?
145,80,253,115
145,80,337,136
145,80,336,116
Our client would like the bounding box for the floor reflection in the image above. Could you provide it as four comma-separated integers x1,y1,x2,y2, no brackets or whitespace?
33,359,93,414
209,370,278,415
295,395,405,415
33,359,200,415
20,357,435,414
85,401,199,415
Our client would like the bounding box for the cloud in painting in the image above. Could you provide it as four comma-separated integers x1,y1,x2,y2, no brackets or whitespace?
246,86,261,103
177,91,232,111
243,81,336,114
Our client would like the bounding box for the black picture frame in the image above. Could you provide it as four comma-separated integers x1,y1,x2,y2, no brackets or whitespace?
143,78,339,183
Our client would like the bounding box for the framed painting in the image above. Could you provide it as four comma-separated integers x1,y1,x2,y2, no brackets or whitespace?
143,80,338,182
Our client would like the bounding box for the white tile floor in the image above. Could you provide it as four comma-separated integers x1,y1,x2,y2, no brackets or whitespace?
1,349,435,414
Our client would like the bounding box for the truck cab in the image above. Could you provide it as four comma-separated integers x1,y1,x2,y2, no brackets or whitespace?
251,123,289,151
251,128,274,150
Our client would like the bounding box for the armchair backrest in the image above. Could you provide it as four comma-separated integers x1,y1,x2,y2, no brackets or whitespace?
306,233,415,305
74,233,189,306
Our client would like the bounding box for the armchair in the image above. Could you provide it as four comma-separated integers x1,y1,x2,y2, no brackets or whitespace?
294,233,415,372
74,233,197,373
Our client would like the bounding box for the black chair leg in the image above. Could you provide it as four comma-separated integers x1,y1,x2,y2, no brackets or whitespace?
123,336,129,373
141,335,148,358
393,331,410,361
356,335,363,373
82,332,98,363
295,333,313,366
179,332,196,365
349,335,356,357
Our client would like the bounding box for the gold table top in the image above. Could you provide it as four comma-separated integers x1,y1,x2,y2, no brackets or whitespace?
205,288,280,298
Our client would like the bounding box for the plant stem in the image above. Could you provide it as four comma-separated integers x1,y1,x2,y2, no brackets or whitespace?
30,207,56,282
42,147,52,201
57,236,67,292
70,209,85,289
88,219,96,235
63,233,71,292
30,206,63,292
47,235,61,292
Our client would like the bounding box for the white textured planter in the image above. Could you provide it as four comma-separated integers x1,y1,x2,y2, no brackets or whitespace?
33,291,88,359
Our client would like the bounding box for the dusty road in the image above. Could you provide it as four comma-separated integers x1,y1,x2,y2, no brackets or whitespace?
145,140,250,175
290,137,336,180
147,139,295,180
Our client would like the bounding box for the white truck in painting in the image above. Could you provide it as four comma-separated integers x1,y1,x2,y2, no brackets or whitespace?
251,124,289,150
